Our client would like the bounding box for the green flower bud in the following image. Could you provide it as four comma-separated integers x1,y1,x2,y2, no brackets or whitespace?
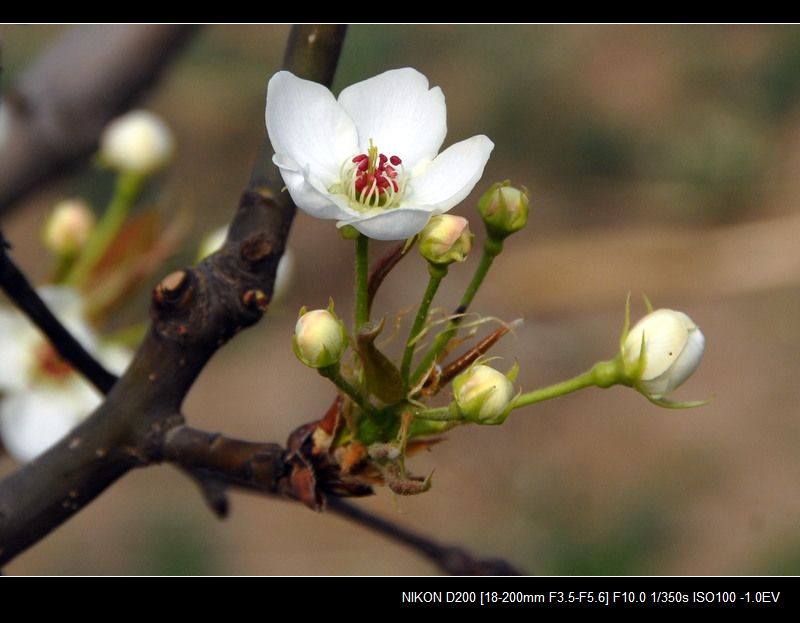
453,364,515,425
42,199,95,256
477,181,529,240
419,215,473,266
621,309,705,399
293,305,347,369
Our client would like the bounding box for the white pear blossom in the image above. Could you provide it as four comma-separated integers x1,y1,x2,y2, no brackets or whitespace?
622,309,705,399
266,68,494,241
0,287,131,462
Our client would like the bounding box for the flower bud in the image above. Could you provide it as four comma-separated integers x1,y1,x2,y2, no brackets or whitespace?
419,215,473,266
621,309,705,399
477,181,529,240
453,364,515,425
293,306,347,369
100,110,174,175
42,199,95,255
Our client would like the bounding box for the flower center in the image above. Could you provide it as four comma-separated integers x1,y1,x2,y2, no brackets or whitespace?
338,140,405,210
33,342,74,383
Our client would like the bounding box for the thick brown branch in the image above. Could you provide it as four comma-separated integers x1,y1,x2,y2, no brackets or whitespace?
0,232,117,393
326,497,523,575
0,25,197,216
163,426,288,495
0,23,348,568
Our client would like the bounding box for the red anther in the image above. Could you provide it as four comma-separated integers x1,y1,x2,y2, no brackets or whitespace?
391,180,399,192
355,177,367,192
386,166,397,177
353,154,368,163
390,155,402,165
379,154,388,164
378,177,390,189
358,158,369,172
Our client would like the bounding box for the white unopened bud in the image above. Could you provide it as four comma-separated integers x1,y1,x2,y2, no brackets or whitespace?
42,199,95,255
622,309,705,399
293,306,347,369
419,215,473,266
453,364,515,425
100,110,174,175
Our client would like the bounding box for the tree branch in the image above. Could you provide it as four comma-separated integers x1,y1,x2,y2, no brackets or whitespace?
0,24,347,567
326,497,523,575
0,25,526,575
0,25,198,216
0,232,117,393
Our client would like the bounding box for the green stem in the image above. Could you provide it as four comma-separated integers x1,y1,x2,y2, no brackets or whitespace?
512,358,623,410
413,406,465,422
66,171,144,287
411,238,503,384
319,364,373,415
354,234,369,332
400,264,447,385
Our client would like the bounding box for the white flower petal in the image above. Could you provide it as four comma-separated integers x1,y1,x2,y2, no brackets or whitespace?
0,381,100,463
98,343,133,376
273,153,348,219
0,312,36,391
338,205,438,241
338,68,447,170
266,71,358,185
39,286,98,353
658,327,705,395
406,135,494,211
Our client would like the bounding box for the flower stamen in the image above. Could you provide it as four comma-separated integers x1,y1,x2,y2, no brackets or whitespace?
339,139,405,211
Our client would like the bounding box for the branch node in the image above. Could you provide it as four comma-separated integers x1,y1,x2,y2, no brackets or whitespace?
239,233,273,266
153,269,192,311
242,289,269,312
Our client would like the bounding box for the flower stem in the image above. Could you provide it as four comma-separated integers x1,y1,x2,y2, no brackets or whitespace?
66,171,144,287
411,238,503,385
354,234,369,332
413,406,465,422
400,264,447,385
319,364,373,415
512,359,623,410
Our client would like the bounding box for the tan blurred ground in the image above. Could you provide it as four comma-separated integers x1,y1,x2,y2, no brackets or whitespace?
3,24,800,575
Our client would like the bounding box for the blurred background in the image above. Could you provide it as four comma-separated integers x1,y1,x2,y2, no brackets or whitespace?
2,24,800,575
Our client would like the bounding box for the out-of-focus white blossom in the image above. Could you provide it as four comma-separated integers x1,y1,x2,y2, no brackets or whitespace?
0,287,131,462
100,110,174,175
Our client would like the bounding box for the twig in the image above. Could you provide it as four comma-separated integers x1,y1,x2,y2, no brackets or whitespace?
0,232,117,393
0,25,197,216
367,242,410,313
326,497,523,575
